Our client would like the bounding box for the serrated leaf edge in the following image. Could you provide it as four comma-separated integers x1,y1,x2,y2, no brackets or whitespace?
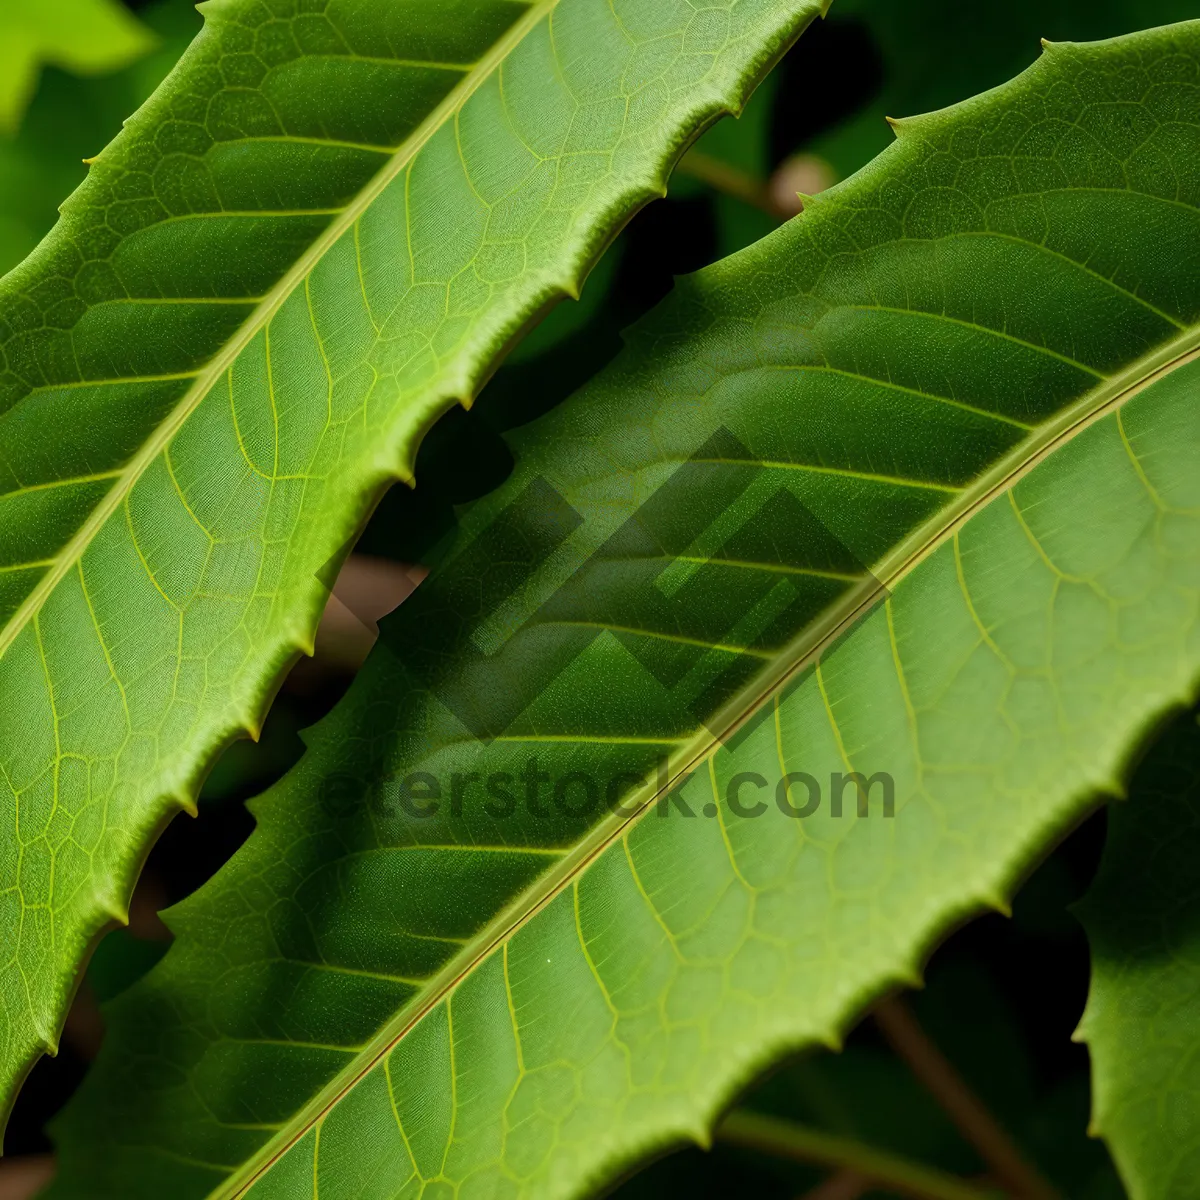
218,205,1200,1200
0,0,833,1130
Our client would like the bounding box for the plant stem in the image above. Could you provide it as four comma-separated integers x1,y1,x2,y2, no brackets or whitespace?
799,1168,868,1199
873,996,1060,1200
716,1110,1001,1200
676,150,785,219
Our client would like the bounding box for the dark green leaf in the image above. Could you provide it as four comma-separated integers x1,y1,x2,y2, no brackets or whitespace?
812,0,1200,179
1079,708,1200,1199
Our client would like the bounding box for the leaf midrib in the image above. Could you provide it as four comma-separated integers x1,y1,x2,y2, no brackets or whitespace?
0,0,560,661
218,317,1200,1200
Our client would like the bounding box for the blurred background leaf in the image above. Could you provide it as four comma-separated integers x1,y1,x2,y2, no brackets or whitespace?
0,0,195,275
1077,708,1200,1199
0,0,156,137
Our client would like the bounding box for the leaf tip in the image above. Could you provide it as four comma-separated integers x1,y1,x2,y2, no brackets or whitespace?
99,896,130,927
1071,1003,1095,1045
235,706,268,745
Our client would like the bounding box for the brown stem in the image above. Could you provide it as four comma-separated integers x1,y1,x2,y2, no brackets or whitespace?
873,995,1059,1200
717,1110,1000,1200
675,150,787,219
798,1168,868,1199
0,1155,54,1200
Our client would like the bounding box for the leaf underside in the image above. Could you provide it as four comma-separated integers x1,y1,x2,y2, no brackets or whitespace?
52,18,1200,1200
1078,707,1200,1200
0,0,827,1119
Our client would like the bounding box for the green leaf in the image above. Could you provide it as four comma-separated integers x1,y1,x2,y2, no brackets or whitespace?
0,0,830,1126
0,0,202,277
680,1,1200,283
51,18,1200,1200
1077,708,1200,1199
0,0,157,136
812,0,1200,180
674,71,782,254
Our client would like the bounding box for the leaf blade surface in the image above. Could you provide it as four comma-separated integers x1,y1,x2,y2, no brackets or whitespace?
51,19,1200,1199
0,0,829,1119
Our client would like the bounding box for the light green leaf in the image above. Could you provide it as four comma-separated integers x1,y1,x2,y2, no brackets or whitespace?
51,18,1200,1200
0,0,156,136
0,0,831,1126
1077,708,1200,1199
